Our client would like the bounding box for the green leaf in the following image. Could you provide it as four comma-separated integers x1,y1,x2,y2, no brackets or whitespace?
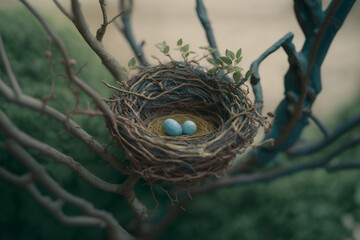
235,56,243,64
164,45,170,54
200,46,217,53
177,38,183,46
151,55,159,61
207,58,216,65
119,66,128,73
233,71,241,82
245,69,253,78
224,65,233,71
185,52,190,57
236,48,242,58
225,49,235,60
181,44,190,52
207,68,218,74
128,57,136,67
130,65,139,70
215,58,223,65
155,41,166,50
233,66,244,72
208,47,217,53
219,56,232,65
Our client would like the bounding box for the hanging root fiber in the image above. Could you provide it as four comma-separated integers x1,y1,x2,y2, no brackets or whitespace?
106,62,266,186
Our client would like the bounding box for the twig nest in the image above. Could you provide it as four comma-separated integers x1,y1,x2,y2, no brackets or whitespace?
107,62,265,186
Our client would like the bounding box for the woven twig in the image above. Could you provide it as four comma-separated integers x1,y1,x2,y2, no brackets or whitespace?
106,62,265,185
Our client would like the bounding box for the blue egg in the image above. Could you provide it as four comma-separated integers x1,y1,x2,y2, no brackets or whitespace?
163,119,182,136
182,120,197,135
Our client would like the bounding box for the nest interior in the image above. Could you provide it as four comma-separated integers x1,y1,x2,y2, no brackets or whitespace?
107,63,263,186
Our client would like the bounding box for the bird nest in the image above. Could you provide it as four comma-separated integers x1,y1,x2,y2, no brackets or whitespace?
106,62,265,186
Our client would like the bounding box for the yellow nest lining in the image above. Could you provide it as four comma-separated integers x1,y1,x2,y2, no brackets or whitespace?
147,113,216,140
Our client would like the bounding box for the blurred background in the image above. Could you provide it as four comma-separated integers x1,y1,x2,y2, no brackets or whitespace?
0,1,359,240
1,0,359,118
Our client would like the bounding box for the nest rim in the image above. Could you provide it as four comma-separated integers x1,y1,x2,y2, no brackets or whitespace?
107,62,264,186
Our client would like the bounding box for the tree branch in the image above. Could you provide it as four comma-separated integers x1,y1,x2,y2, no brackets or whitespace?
270,0,344,149
96,0,125,43
195,0,219,60
0,34,22,97
141,133,360,239
308,113,330,137
20,0,119,124
53,0,74,22
2,140,135,240
1,4,128,173
0,35,128,174
249,32,300,114
287,113,360,157
70,0,127,87
0,109,124,195
196,132,360,194
116,0,149,66
294,0,324,38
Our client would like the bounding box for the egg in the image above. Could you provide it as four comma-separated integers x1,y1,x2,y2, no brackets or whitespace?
182,120,197,135
163,119,182,136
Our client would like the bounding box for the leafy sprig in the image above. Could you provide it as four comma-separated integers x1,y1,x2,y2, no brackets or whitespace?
207,48,252,83
124,39,253,84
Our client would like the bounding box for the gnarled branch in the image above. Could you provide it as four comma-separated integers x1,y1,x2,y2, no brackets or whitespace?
1,140,135,240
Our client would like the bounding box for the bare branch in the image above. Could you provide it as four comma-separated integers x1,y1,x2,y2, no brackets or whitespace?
20,0,118,123
309,113,330,137
249,32,299,114
0,108,147,218
70,0,127,86
0,75,128,174
1,1,127,173
2,140,135,240
195,133,360,194
326,160,360,171
96,0,125,42
195,0,219,59
53,0,74,21
288,114,360,157
0,109,124,195
117,0,149,66
96,0,109,42
270,0,343,149
0,34,22,97
121,175,148,220
140,133,360,238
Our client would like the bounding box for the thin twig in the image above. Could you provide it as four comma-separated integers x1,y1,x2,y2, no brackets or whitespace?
53,0,74,21
195,0,219,59
21,0,118,125
0,34,22,97
0,109,124,195
309,113,330,137
3,140,135,240
141,133,360,239
70,0,127,86
0,76,128,174
287,114,360,157
117,0,149,66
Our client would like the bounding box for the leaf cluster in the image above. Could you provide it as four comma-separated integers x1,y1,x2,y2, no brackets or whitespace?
207,48,252,83
122,39,254,84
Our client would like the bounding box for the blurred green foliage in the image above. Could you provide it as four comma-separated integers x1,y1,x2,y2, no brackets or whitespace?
0,5,359,240
0,6,134,240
